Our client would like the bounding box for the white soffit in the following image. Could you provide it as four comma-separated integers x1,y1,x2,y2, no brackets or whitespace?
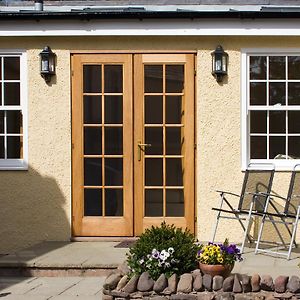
2,19,300,36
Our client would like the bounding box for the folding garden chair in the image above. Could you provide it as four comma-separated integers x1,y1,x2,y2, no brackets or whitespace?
255,164,300,260
211,165,275,253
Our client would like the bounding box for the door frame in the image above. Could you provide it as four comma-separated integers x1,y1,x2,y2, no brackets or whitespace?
71,51,197,237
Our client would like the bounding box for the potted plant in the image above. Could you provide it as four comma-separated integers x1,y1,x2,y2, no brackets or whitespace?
197,239,242,277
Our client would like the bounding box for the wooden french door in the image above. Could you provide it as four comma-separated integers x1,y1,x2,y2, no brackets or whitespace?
72,53,194,237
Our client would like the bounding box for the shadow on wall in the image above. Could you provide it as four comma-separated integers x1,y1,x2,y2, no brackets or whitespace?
0,165,70,255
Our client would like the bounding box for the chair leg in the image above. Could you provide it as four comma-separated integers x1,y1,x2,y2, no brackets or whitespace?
255,213,266,254
211,193,225,242
241,199,255,253
287,207,300,260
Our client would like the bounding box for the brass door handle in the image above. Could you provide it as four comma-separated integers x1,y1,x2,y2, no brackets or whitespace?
138,141,152,161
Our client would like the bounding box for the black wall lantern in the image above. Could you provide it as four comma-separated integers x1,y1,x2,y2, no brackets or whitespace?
211,45,228,83
39,46,56,83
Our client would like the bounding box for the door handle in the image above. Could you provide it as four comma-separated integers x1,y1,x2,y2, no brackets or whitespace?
138,141,152,161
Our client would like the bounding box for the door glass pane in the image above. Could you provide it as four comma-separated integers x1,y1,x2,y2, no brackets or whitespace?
269,111,286,133
145,189,163,216
104,65,123,93
105,96,123,124
145,127,163,155
105,189,123,216
145,96,163,124
7,110,22,134
84,189,102,216
144,65,163,93
250,56,266,80
166,96,183,124
4,83,20,105
288,56,300,79
269,82,286,105
250,111,267,134
289,137,300,158
105,127,123,154
251,136,267,159
166,189,184,217
269,56,286,80
105,158,123,186
145,158,163,186
250,83,266,105
4,57,20,80
269,136,286,159
83,65,102,93
84,96,102,124
7,136,22,158
166,65,184,93
84,127,102,155
166,158,183,186
166,127,182,155
84,158,102,186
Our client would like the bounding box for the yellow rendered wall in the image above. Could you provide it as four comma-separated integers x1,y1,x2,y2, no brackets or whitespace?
0,36,298,253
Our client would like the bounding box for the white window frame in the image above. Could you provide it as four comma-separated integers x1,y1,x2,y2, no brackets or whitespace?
0,50,28,170
241,48,300,171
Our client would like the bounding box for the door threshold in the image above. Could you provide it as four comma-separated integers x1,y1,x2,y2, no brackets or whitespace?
71,236,138,242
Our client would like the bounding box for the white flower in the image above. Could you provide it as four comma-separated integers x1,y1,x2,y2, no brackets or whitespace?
159,250,170,261
139,259,144,265
168,247,174,254
165,262,170,268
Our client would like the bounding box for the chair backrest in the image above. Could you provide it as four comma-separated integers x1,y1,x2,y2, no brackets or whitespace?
284,164,300,216
238,168,275,212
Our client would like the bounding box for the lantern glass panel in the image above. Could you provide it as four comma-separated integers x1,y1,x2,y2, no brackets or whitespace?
41,56,49,72
215,54,222,71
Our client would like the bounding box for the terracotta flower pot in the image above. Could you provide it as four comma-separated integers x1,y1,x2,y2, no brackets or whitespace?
199,263,234,277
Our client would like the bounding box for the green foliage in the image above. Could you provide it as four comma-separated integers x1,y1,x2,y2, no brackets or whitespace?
126,222,200,280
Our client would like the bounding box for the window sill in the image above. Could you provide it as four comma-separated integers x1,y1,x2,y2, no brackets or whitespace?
0,160,28,170
244,159,300,171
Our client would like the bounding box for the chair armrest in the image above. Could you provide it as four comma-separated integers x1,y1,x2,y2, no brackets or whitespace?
215,190,240,198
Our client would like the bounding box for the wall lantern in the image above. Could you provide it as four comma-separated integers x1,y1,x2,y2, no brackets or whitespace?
39,46,56,83
211,45,228,82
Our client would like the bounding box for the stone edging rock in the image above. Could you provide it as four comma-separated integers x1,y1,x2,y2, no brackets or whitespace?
102,262,300,300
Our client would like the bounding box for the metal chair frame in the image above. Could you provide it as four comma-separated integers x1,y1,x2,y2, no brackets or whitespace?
255,164,300,260
211,165,275,253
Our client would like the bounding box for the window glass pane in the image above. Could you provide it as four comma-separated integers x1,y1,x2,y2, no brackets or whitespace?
84,158,102,186
144,65,163,93
7,136,22,158
104,65,123,93
269,82,286,106
105,96,123,124
145,189,163,217
105,189,123,216
0,111,4,134
166,189,184,217
83,65,102,93
7,110,22,134
84,189,102,216
84,96,102,124
288,56,300,79
145,127,163,155
0,136,4,158
251,136,267,159
4,83,20,105
289,137,300,158
269,56,286,80
166,96,183,124
250,83,266,105
4,57,20,80
105,158,123,186
288,82,300,105
166,158,183,186
166,127,182,155
0,58,1,80
145,96,163,124
269,111,286,134
250,111,267,133
288,111,300,133
104,127,123,155
250,56,266,80
84,127,102,155
145,158,163,186
269,136,286,159
166,65,184,93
